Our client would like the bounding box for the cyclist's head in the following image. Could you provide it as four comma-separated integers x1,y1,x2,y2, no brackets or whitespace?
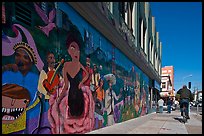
183,85,187,89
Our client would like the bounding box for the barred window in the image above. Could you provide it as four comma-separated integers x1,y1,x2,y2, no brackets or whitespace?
14,2,32,26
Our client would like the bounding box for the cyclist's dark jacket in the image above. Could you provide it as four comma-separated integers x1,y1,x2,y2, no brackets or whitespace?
177,88,193,101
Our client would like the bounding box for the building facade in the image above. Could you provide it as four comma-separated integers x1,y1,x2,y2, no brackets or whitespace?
161,66,174,104
2,2,162,134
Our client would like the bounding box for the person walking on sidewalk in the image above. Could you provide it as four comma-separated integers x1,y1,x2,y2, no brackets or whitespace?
176,85,193,119
158,98,164,113
167,97,173,113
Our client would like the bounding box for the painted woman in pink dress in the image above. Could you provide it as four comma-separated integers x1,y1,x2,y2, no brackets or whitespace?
48,29,95,134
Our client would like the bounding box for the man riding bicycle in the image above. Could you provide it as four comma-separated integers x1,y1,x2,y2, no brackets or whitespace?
176,85,193,119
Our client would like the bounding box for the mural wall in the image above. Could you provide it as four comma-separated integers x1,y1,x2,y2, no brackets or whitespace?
2,2,150,134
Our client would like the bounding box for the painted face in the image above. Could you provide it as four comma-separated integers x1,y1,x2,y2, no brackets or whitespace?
68,41,80,61
93,65,97,71
47,53,56,68
86,57,90,67
2,96,28,124
15,48,33,75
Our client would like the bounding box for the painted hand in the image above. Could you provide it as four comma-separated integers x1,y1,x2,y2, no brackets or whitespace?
8,64,18,72
78,82,83,90
37,91,43,99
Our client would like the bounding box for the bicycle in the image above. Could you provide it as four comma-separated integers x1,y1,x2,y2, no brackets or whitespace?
181,101,189,124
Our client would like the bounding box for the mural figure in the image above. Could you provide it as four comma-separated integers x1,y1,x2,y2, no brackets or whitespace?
104,74,122,126
123,78,128,107
91,64,101,90
2,42,41,133
37,51,64,133
140,83,147,116
134,73,141,114
38,51,63,100
48,29,95,134
83,55,93,92
2,83,41,134
34,2,56,37
38,52,56,103
94,77,105,129
2,24,44,71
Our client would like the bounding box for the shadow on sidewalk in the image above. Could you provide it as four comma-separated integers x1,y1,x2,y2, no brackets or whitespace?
174,117,186,123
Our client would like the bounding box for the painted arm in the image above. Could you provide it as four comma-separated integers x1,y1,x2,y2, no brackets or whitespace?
37,70,50,98
113,91,120,101
27,97,40,111
79,63,89,89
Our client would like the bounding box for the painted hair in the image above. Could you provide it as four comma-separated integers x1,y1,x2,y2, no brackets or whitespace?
43,51,55,73
2,84,30,106
66,27,83,50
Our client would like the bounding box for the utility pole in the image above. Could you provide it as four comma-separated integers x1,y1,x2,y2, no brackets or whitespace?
193,86,197,102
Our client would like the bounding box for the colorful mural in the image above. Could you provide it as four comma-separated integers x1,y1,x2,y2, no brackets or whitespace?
2,2,150,134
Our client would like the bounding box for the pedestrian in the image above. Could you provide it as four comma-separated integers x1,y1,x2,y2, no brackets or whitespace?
158,98,164,113
167,97,172,113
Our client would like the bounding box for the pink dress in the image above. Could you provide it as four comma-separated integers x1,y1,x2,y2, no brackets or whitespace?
48,84,95,134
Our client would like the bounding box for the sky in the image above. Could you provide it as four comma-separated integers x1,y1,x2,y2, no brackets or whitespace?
150,2,202,92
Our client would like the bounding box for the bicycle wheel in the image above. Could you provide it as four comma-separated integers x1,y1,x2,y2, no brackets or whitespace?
183,105,187,123
183,114,187,123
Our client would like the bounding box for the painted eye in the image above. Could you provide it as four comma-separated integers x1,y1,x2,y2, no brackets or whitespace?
24,100,27,103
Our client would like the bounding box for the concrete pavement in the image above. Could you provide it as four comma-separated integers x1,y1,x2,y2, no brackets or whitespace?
87,110,202,134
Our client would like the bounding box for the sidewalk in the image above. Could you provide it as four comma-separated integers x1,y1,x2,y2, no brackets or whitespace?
87,110,202,134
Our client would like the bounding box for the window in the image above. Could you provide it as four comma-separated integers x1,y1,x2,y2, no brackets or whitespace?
15,2,32,26
162,70,167,73
162,82,166,89
62,11,70,31
143,25,146,51
119,2,125,21
140,18,143,49
41,2,55,17
106,2,113,14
